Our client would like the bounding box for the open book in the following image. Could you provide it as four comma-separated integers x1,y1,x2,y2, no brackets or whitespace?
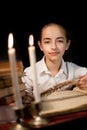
40,87,87,118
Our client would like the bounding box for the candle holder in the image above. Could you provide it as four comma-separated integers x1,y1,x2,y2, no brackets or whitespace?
10,106,31,130
29,101,49,128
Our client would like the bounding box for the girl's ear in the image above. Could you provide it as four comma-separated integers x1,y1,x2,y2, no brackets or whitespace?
38,41,43,51
65,40,71,50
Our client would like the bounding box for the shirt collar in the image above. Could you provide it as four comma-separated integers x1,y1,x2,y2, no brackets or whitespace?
60,59,68,76
39,56,68,76
39,56,50,74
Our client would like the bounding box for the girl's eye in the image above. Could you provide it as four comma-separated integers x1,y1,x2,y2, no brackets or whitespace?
57,40,64,43
56,37,65,43
44,41,50,44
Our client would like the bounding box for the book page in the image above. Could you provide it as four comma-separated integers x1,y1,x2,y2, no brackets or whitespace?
40,89,87,117
73,87,87,94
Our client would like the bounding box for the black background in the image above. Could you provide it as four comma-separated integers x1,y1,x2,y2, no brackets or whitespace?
0,1,87,68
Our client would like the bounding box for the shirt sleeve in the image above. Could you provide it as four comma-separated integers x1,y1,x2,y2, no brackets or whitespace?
21,67,33,93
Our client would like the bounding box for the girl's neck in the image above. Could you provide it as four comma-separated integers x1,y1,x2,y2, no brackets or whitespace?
45,58,62,77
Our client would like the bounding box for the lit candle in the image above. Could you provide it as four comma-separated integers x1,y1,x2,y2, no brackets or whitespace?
8,33,23,108
28,34,41,103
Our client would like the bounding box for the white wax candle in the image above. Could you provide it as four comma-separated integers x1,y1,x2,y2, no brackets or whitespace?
8,33,23,108
28,35,41,103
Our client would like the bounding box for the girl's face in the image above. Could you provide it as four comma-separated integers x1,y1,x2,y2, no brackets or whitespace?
38,24,70,63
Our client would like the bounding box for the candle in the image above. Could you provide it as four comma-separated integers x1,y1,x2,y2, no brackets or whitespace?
28,34,41,103
8,33,23,108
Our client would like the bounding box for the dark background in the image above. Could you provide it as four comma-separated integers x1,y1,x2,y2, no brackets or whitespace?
0,1,87,69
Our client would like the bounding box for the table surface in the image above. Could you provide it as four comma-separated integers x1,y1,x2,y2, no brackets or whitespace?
1,109,87,130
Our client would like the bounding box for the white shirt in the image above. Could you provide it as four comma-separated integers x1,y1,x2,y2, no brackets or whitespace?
22,57,87,94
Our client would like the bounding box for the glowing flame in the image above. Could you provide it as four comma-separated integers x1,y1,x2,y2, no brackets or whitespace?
29,34,34,46
8,33,13,49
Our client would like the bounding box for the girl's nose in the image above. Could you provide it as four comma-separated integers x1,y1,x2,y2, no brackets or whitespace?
51,42,56,49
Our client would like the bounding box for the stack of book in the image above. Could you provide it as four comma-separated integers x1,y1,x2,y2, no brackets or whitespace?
0,60,26,105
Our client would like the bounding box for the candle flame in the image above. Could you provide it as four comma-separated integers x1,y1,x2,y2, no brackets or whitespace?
8,33,13,49
29,35,34,46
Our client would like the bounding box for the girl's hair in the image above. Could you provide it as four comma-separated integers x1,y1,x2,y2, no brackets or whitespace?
38,22,71,42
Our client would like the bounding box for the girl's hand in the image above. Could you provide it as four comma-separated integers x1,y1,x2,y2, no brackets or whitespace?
76,74,87,90
22,91,34,106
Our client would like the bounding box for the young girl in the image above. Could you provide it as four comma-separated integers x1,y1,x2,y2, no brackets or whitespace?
22,22,87,105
